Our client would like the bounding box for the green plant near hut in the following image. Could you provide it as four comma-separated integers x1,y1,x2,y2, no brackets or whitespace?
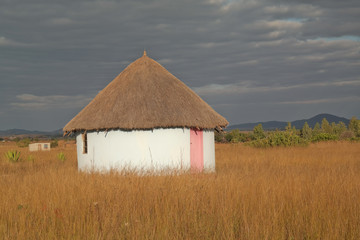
57,152,66,162
27,155,35,163
5,150,21,163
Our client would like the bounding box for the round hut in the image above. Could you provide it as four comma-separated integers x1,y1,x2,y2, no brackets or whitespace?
63,51,228,173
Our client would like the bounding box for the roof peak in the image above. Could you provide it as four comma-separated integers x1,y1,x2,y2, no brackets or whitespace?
143,50,147,56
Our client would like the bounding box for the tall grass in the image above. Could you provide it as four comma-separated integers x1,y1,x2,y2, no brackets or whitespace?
0,141,359,239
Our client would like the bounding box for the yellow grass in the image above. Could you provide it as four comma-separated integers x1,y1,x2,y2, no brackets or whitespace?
0,141,359,239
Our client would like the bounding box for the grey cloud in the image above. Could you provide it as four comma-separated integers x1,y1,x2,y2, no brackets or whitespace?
47,18,76,26
0,0,359,130
278,96,360,105
194,80,360,96
11,94,93,110
0,36,31,47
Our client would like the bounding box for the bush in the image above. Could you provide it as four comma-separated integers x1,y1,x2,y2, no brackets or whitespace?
333,122,347,136
312,133,338,142
5,150,21,163
253,124,265,140
214,131,226,143
301,122,312,140
16,138,31,148
51,139,58,148
248,131,308,148
349,117,360,137
27,155,35,162
339,131,355,140
223,130,252,143
321,118,333,134
350,137,360,142
57,152,66,162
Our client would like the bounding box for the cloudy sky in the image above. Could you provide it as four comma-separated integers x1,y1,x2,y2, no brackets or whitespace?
1,0,359,131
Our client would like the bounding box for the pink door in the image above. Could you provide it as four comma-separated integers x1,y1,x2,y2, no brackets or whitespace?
190,128,204,172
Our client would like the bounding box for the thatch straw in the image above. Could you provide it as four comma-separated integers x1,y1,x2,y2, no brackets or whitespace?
63,52,228,134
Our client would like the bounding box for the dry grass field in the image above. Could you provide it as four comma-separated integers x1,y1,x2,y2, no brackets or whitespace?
0,141,359,239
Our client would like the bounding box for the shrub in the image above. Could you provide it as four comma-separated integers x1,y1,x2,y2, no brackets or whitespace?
248,131,308,148
214,131,226,143
215,131,246,143
253,124,265,140
349,117,360,137
5,150,21,163
333,122,347,136
339,131,355,140
350,137,360,142
312,122,321,136
27,155,35,162
321,118,333,134
301,122,312,140
51,139,58,148
16,138,31,148
223,130,252,143
312,133,338,142
224,132,233,142
57,152,66,162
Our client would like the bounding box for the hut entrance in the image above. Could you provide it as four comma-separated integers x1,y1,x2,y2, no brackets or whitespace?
190,128,204,172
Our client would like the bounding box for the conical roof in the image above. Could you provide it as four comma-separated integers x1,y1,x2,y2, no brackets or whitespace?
63,52,228,133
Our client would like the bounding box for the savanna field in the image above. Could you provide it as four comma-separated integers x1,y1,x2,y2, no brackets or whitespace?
0,141,359,239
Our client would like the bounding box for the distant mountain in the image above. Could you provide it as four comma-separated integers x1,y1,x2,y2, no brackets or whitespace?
0,113,352,136
227,113,350,131
291,114,349,129
0,128,63,137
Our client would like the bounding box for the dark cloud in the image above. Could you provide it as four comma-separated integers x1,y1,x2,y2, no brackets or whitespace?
0,0,359,130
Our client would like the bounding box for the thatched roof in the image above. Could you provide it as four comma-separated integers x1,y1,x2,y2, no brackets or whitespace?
63,51,228,133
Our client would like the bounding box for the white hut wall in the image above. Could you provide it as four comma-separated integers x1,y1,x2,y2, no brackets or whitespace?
29,143,51,152
76,128,191,172
203,130,215,172
29,144,38,152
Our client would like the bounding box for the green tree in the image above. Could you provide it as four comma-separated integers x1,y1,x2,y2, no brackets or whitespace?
285,122,292,131
331,122,336,133
321,118,332,134
253,124,265,139
285,122,297,135
312,122,321,137
301,122,312,140
229,129,240,143
349,116,360,137
215,131,225,143
333,121,347,136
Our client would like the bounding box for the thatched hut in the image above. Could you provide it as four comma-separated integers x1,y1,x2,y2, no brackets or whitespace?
63,51,228,173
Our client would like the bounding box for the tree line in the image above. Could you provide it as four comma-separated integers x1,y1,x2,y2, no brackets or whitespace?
216,117,360,147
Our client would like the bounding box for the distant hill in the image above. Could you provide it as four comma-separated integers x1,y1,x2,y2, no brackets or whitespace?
0,113,352,136
290,114,349,129
0,128,63,137
227,113,350,131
